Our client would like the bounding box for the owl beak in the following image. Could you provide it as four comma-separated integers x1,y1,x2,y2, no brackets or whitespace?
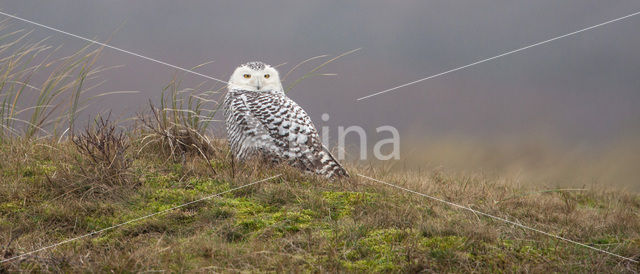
256,78,262,90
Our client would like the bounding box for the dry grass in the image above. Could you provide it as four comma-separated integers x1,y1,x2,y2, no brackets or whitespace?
72,114,134,190
137,100,218,163
0,135,639,272
0,23,108,141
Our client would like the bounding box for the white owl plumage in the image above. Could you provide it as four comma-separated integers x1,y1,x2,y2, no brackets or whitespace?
223,61,348,178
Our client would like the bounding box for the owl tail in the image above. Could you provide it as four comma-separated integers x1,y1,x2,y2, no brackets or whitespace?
315,146,349,179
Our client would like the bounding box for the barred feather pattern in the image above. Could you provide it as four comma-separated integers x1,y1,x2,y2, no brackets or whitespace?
223,89,348,179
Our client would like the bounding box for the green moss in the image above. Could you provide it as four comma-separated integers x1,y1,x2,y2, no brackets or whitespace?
36,160,57,174
271,209,314,232
421,235,468,258
340,230,473,271
146,188,198,211
216,198,274,233
500,239,557,262
0,201,22,213
188,178,229,193
84,215,117,231
143,173,178,188
19,160,56,178
21,167,35,177
220,198,274,217
342,228,411,272
210,198,316,236
322,191,378,219
592,235,621,245
236,217,269,233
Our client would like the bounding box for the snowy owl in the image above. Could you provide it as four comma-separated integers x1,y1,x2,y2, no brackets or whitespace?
223,61,348,178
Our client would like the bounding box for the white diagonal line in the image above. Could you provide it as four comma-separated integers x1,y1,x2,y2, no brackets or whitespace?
357,10,640,101
0,174,281,264
357,174,639,264
0,10,228,85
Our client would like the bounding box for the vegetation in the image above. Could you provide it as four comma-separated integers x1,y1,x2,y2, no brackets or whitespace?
1,135,639,272
0,26,639,273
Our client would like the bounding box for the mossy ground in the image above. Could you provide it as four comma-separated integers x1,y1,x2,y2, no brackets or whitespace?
1,140,639,272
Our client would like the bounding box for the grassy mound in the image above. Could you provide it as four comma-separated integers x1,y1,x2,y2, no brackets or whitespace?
1,137,639,272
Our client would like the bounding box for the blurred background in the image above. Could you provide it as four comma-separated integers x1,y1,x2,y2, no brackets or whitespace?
0,0,638,190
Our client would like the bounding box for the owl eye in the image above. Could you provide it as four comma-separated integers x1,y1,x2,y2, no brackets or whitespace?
264,74,270,79
243,74,251,79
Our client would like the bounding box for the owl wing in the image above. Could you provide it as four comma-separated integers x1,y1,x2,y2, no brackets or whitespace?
232,90,347,178
224,91,279,160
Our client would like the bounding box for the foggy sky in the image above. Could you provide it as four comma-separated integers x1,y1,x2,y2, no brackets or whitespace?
1,0,639,145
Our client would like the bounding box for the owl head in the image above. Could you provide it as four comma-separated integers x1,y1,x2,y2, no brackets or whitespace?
228,61,283,92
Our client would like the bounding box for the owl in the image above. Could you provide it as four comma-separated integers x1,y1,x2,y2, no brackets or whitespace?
223,61,348,179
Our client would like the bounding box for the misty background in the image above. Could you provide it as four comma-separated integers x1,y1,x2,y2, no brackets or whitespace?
0,1,639,189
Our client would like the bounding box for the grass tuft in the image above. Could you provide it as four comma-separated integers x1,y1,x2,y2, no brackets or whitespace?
72,114,134,188
0,23,107,142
